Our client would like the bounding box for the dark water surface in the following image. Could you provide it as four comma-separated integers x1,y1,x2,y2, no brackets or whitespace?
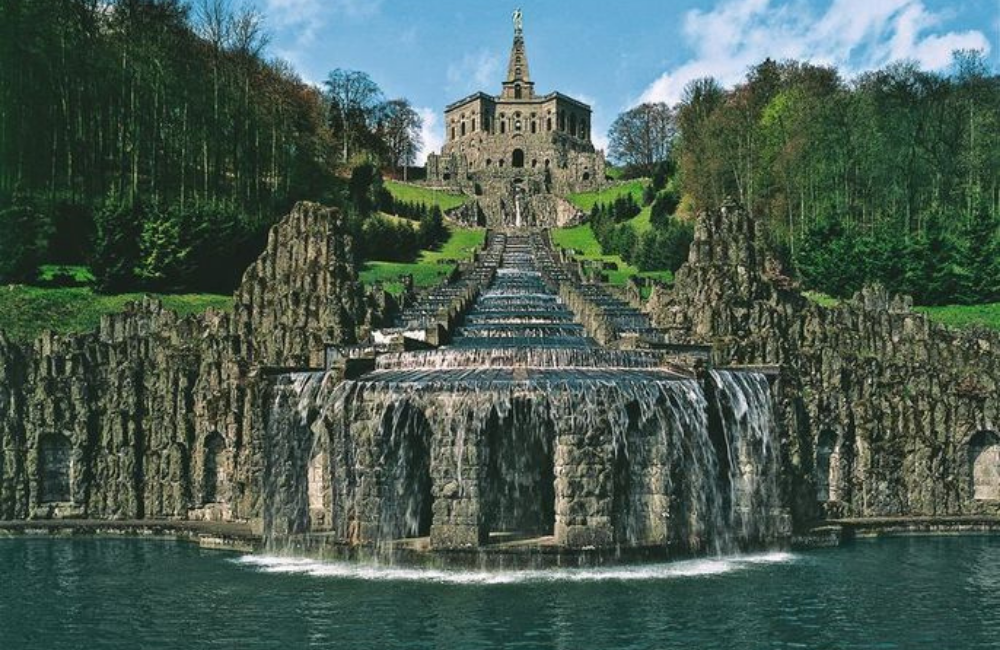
1,536,998,649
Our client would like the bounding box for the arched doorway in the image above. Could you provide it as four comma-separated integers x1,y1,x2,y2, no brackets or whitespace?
39,434,72,503
512,149,525,168
482,400,555,538
970,431,1000,500
203,432,227,504
378,403,433,539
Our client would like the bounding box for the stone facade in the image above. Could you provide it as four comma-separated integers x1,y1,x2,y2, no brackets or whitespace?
424,13,605,228
649,200,1000,525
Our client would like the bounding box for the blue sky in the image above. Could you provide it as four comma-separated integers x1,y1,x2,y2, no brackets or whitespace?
252,0,998,160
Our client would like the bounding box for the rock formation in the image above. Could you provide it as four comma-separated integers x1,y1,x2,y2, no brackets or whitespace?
0,202,363,525
649,200,1000,524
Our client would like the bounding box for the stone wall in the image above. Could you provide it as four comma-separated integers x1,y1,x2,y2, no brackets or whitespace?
649,200,1000,525
0,202,362,524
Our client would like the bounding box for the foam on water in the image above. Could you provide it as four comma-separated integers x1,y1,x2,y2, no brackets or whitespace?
234,552,797,585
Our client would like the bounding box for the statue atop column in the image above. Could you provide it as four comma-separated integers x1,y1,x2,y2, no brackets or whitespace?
513,8,523,37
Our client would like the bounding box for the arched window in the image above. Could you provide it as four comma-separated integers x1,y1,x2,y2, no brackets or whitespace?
485,158,492,167
971,431,1000,500
815,431,840,502
203,432,227,504
531,121,537,134
450,127,455,140
544,159,550,169
471,118,476,132
531,159,538,168
512,149,525,168
500,120,506,134
39,434,72,503
460,122,466,137
546,117,552,131
582,171,591,181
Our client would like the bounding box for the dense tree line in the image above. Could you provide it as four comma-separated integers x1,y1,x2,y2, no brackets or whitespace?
0,0,425,292
674,52,1000,304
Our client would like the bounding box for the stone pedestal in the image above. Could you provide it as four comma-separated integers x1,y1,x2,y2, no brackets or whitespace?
555,522,614,548
430,524,488,549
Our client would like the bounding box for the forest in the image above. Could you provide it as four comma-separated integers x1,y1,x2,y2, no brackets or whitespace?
673,53,1000,305
0,0,425,293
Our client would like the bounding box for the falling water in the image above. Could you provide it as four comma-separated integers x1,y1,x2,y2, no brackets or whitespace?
262,232,786,561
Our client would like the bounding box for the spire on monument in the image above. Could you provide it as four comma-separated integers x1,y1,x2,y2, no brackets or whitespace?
503,7,533,98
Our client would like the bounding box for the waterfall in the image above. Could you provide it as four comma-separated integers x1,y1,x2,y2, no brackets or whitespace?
709,370,784,547
260,232,787,561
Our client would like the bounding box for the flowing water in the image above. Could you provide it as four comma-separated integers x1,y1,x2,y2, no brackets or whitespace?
2,536,999,649
263,233,787,554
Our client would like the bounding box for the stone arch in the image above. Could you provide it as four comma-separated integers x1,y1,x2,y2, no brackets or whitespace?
970,431,1000,500
512,149,525,168
39,433,72,503
815,430,840,503
377,402,433,539
482,400,555,537
202,431,227,504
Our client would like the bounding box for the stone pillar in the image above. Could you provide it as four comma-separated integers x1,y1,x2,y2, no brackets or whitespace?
553,415,614,548
429,402,488,549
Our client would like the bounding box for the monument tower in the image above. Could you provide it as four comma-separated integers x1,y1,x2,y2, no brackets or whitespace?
425,9,606,228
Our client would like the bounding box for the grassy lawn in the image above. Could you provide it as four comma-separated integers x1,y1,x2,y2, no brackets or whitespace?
37,265,95,284
384,180,468,211
915,303,1000,331
802,291,842,308
551,223,672,287
0,285,232,343
360,227,486,294
567,178,649,213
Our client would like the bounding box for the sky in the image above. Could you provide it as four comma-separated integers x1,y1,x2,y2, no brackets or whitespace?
250,0,999,162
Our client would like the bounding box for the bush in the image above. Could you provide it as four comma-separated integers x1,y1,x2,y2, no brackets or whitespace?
637,218,693,272
91,197,144,293
0,195,48,283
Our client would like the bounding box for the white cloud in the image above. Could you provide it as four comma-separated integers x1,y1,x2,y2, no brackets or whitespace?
416,107,443,165
446,50,502,96
264,0,383,56
637,0,991,106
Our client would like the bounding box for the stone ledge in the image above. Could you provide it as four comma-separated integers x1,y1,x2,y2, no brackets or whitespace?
0,519,261,552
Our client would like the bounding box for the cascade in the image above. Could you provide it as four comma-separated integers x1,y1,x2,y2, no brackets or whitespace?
262,232,787,562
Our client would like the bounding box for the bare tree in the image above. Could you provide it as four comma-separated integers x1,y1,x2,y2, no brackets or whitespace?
608,102,677,173
323,69,384,164
379,99,423,180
